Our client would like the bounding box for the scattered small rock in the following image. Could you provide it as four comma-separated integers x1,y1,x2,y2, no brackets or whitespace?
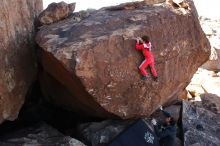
69,9,95,22
38,2,76,25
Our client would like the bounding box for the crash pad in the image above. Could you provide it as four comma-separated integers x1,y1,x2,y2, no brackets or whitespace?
108,119,160,146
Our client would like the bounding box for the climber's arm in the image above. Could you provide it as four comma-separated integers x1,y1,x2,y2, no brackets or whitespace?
161,110,171,117
136,43,144,50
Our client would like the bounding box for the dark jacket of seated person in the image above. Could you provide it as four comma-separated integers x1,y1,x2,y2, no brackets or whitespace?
154,110,177,146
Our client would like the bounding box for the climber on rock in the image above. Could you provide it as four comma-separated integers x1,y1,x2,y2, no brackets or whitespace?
135,35,158,81
151,106,177,146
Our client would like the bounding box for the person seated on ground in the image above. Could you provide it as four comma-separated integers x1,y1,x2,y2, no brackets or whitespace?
135,36,158,81
151,106,177,146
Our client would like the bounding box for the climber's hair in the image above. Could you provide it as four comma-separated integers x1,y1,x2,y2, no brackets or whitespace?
169,117,176,126
142,35,150,43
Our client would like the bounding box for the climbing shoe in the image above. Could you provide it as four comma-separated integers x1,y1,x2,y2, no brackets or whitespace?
141,76,149,80
154,76,158,82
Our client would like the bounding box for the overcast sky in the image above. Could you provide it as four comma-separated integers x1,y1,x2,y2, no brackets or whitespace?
43,0,220,19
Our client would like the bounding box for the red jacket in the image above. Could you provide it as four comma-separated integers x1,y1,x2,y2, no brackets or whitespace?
136,42,154,61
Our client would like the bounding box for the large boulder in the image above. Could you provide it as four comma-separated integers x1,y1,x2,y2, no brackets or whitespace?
0,0,42,123
36,0,210,119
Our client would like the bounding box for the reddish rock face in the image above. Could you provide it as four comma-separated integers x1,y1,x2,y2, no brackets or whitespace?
36,0,210,119
0,0,42,123
38,2,75,25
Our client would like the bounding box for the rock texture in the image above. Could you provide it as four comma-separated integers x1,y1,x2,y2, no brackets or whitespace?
69,10,95,23
182,95,220,146
78,120,132,146
0,0,42,123
144,0,166,5
36,0,210,119
200,93,220,114
200,17,220,71
38,2,75,25
0,122,86,146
